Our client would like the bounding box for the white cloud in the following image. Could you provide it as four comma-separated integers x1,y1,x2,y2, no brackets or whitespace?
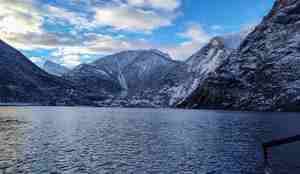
178,23,211,43
127,0,181,11
0,0,48,51
39,1,179,33
45,5,93,31
94,4,174,32
211,25,223,31
162,41,203,61
60,54,82,67
1,32,79,50
29,56,44,67
0,13,42,34
48,33,153,68
0,1,157,67
164,23,211,60
0,0,192,66
0,0,43,35
30,56,43,63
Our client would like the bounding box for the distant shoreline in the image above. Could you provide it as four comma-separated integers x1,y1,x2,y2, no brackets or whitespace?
0,103,42,107
0,105,298,114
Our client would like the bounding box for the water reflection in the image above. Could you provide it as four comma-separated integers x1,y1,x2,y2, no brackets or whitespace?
0,107,300,174
0,107,27,174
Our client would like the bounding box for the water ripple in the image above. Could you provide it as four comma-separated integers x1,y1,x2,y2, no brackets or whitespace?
0,107,300,174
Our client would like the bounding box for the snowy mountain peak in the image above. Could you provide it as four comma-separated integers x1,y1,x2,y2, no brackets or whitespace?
185,36,229,68
209,37,225,48
148,49,172,59
65,48,180,98
178,0,300,111
43,60,70,76
164,36,232,106
115,49,172,61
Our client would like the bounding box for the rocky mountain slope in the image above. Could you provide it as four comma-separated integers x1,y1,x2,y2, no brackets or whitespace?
2,0,295,111
64,49,181,102
155,27,253,107
64,63,123,100
161,37,232,106
178,0,300,111
43,60,70,76
0,39,90,105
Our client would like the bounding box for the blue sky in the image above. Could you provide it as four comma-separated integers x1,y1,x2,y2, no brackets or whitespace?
0,0,275,67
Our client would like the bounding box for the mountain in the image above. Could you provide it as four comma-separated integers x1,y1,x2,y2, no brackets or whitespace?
178,0,300,111
156,27,253,107
0,39,90,105
64,63,122,98
158,37,233,106
43,60,70,76
64,49,181,103
120,49,179,93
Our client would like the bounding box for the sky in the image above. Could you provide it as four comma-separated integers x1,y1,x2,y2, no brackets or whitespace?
0,0,275,68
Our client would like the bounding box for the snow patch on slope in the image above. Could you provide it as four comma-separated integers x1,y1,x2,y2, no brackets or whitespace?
167,37,230,106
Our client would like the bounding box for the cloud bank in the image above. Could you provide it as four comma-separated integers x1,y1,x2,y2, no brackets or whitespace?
0,0,250,67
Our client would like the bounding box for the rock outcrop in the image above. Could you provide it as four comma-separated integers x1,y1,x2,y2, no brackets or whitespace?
178,0,300,111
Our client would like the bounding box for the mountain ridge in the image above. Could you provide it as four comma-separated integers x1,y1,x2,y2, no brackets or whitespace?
64,49,181,103
178,0,300,111
1,0,297,111
0,39,91,105
43,60,70,76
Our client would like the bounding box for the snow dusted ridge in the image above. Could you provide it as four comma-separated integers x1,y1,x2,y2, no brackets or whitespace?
64,49,180,105
179,0,300,111
1,0,298,111
0,25,253,108
82,30,252,108
0,39,91,105
164,37,232,106
149,49,173,60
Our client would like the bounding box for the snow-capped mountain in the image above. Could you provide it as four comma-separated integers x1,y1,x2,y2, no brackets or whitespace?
178,0,300,111
121,49,180,93
0,25,253,108
159,37,232,106
43,60,70,76
1,0,295,111
0,39,91,105
64,63,123,97
64,49,181,103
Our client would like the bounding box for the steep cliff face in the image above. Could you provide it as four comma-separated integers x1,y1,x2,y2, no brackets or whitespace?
159,37,232,106
179,0,300,111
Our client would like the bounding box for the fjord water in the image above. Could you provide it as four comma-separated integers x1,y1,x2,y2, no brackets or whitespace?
1,107,300,174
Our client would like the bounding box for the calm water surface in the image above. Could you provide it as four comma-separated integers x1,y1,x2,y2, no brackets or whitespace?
0,107,300,174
